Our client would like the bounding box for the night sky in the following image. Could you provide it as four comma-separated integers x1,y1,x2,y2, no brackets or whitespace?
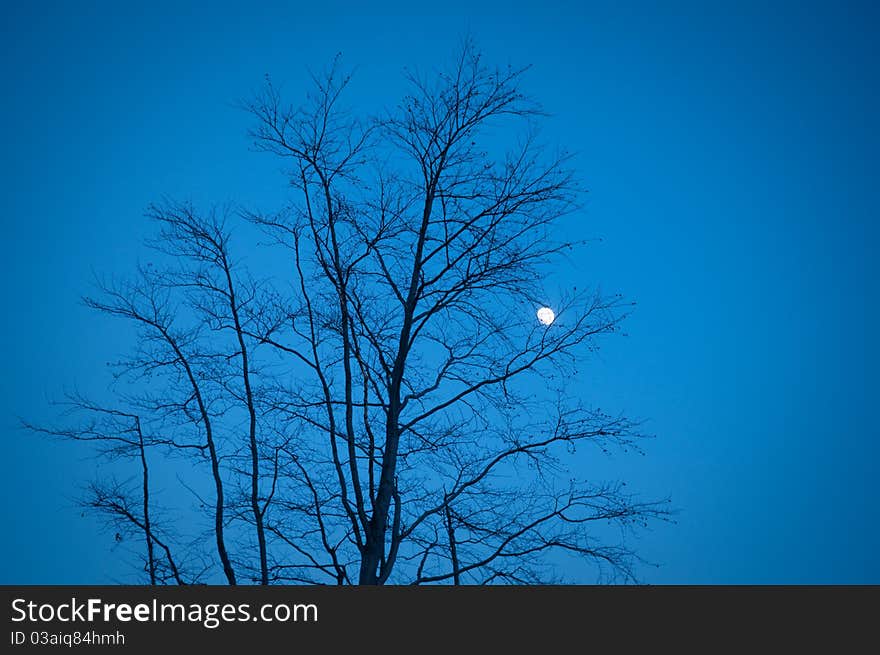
2,0,878,583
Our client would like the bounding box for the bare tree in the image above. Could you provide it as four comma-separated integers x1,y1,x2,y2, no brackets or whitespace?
28,40,669,585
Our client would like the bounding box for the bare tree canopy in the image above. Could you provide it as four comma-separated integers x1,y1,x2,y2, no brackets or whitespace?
27,41,669,585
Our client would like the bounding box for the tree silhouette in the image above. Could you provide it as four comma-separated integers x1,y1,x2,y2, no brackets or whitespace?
27,41,669,585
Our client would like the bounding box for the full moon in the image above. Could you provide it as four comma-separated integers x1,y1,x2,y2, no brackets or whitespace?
536,307,555,326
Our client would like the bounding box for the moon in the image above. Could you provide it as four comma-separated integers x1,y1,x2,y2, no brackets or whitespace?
536,306,555,326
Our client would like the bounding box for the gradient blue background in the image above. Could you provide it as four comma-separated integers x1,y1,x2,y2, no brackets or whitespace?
2,0,877,583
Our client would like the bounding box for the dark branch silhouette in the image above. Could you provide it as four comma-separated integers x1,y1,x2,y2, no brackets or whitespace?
26,40,669,585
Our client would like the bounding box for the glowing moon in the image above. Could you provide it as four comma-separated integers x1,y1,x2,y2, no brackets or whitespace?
536,307,555,326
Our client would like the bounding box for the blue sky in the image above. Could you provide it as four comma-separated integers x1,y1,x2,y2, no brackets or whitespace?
1,0,877,583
